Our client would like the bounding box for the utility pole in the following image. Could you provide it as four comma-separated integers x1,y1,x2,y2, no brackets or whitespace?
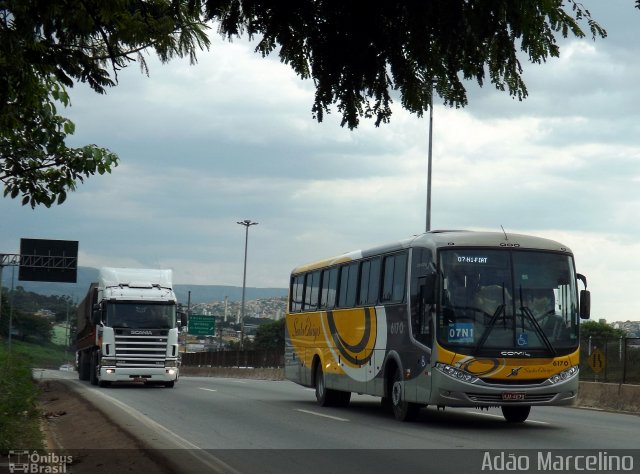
237,220,258,350
426,79,436,232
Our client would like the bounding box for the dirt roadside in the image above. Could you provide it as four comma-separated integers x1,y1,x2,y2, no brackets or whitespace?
38,379,174,473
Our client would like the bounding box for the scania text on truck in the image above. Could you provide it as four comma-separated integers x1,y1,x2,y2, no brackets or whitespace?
76,267,180,387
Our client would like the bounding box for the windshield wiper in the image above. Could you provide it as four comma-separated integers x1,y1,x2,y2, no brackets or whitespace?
520,306,556,356
473,304,506,354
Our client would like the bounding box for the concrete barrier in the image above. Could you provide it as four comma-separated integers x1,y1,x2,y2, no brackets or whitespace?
577,381,640,413
180,366,285,380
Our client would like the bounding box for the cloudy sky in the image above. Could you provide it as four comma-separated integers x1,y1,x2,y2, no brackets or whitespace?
2,1,639,322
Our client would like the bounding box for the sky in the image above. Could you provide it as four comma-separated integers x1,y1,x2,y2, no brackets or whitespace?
1,1,639,322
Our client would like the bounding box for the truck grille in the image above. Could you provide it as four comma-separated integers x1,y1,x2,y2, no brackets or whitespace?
114,332,168,368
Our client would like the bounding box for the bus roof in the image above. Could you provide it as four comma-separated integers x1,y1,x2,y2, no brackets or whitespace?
290,230,573,275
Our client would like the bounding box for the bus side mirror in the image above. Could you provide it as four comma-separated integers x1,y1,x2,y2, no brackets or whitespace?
579,290,591,320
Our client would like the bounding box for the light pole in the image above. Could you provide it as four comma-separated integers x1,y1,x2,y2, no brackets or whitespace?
426,79,436,232
237,219,258,350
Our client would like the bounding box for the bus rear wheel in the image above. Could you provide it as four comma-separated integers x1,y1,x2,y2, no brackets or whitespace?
315,364,350,407
391,367,420,421
501,405,531,423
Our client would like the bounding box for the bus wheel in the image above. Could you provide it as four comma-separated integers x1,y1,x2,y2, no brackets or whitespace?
391,367,420,421
501,405,531,423
315,365,336,406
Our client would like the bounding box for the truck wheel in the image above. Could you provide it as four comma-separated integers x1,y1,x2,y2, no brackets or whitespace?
89,351,99,386
77,352,88,381
164,381,175,388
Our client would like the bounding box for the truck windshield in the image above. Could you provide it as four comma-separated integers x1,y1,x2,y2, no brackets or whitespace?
436,249,579,356
105,303,176,329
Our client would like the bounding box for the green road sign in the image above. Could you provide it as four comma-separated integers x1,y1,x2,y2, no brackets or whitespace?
188,314,215,336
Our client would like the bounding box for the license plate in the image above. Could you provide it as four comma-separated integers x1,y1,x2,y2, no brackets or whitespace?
132,377,145,383
502,391,526,401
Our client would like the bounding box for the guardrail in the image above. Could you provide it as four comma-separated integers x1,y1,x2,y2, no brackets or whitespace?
579,337,640,385
180,349,283,368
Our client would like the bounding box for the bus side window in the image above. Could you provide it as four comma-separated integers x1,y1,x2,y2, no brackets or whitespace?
290,275,303,312
320,267,338,310
338,263,358,308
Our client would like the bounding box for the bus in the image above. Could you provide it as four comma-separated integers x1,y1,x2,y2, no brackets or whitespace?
284,230,591,423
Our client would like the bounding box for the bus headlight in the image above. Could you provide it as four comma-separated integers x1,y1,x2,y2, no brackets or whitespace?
435,363,479,384
547,366,579,384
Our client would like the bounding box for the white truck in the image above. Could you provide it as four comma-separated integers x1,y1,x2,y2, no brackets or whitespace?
76,267,180,387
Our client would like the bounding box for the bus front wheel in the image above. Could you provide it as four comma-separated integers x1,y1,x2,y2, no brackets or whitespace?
501,405,531,423
391,367,420,421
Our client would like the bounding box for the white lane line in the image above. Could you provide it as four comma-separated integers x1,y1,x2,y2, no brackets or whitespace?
295,409,349,422
199,388,218,392
465,411,549,424
82,385,241,473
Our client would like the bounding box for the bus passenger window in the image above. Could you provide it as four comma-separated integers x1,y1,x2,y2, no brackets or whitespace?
290,275,303,312
303,271,320,311
338,263,358,308
320,267,338,309
382,253,407,303
358,257,380,306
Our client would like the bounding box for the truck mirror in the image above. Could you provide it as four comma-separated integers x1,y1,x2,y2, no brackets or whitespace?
579,289,591,320
91,308,101,325
177,311,187,328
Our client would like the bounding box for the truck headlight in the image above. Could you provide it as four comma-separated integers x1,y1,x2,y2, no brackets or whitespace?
165,360,178,368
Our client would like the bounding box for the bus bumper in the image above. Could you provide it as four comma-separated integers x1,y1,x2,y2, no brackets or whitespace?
429,369,578,407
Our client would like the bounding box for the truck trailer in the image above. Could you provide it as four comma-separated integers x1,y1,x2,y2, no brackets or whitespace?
76,267,180,387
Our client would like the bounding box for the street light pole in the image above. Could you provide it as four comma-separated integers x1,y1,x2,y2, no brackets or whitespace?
237,219,258,350
426,79,436,232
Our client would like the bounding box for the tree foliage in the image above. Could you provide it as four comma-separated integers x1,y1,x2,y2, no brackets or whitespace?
580,320,626,339
253,318,284,351
2,0,616,206
1,0,210,207
204,0,607,129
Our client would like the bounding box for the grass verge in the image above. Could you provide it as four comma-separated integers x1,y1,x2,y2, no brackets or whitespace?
0,339,70,453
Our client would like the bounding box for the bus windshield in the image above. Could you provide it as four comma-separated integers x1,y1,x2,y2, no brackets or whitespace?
437,249,579,355
105,303,176,329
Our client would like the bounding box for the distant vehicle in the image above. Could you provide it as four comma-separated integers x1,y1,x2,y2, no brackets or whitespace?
285,231,591,423
58,364,75,372
76,267,181,388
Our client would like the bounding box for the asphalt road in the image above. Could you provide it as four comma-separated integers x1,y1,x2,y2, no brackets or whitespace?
38,369,640,473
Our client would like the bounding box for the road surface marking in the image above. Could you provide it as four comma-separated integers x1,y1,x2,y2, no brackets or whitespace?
295,409,349,422
465,411,549,424
199,388,217,392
